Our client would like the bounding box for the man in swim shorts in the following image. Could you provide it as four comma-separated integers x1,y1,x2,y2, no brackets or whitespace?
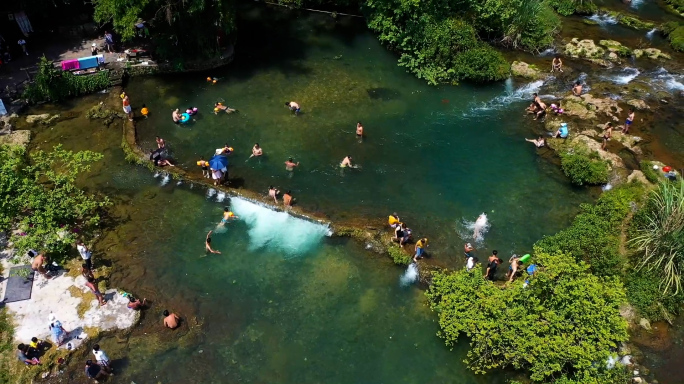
172,109,182,123
251,143,263,158
283,190,293,207
285,101,300,116
221,207,238,224
464,243,475,258
86,276,107,306
572,81,583,96
551,57,563,73
31,253,51,280
356,122,363,138
285,157,299,171
340,156,353,168
214,102,236,114
163,310,180,329
156,136,165,149
623,108,634,134
602,122,613,150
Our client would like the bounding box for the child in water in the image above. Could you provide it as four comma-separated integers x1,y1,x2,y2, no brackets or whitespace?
214,102,236,115
220,207,238,224
141,104,149,118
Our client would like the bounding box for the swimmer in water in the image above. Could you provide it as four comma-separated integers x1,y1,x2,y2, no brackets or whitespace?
268,186,280,204
172,109,182,123
285,157,299,171
214,102,236,115
340,156,353,168
473,213,487,240
250,143,263,159
356,122,364,138
156,136,165,149
283,190,293,207
205,230,221,254
285,101,300,116
525,136,545,148
220,207,238,224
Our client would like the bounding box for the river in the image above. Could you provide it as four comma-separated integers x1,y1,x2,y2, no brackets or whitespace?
17,2,684,383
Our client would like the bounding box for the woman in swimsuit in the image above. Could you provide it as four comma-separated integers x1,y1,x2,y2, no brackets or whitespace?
602,122,613,150
525,136,545,148
551,57,563,73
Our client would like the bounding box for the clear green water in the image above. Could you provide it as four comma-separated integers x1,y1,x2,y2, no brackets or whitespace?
128,6,592,268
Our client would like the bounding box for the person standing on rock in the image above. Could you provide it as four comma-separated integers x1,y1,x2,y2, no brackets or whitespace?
602,122,613,150
551,57,563,73
122,95,133,121
104,31,114,53
81,263,95,280
77,240,92,270
85,277,107,306
17,38,28,56
622,108,635,134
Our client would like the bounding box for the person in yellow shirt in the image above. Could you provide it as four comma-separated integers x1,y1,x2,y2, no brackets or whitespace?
197,156,210,178
141,104,149,118
388,212,400,228
414,238,428,262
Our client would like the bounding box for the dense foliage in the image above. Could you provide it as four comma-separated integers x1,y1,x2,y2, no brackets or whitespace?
93,0,236,60
363,0,559,84
534,184,643,276
661,21,684,52
625,268,682,322
426,252,628,382
0,145,110,260
0,308,12,384
630,180,684,294
546,0,597,16
23,57,111,104
560,149,610,186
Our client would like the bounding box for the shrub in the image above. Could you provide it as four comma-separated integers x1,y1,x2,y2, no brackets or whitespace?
547,0,597,16
0,145,111,261
387,243,411,265
661,22,684,52
560,149,610,186
640,160,661,184
23,56,111,103
626,269,683,322
452,45,510,83
426,252,628,382
535,184,644,276
630,180,684,294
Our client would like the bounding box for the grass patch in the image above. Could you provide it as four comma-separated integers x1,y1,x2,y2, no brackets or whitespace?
640,161,661,184
388,243,412,265
560,149,610,186
67,286,93,319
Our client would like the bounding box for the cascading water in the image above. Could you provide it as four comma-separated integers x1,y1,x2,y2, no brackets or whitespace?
160,173,171,186
651,68,684,92
605,67,640,85
646,28,657,39
586,14,618,26
400,263,419,286
465,79,545,116
229,197,330,257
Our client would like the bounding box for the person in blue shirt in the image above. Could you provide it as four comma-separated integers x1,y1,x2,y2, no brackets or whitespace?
554,123,569,139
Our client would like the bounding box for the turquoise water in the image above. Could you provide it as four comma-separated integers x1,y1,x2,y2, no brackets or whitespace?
128,6,592,268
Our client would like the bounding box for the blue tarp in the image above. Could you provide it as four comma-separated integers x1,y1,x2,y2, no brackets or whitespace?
77,56,99,69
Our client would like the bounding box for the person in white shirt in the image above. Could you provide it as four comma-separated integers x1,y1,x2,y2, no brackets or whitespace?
17,39,27,55
76,241,92,269
92,344,112,373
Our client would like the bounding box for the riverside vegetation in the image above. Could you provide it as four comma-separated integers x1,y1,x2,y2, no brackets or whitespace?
427,180,684,383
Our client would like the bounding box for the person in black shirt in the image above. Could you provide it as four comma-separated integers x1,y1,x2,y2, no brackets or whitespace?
484,250,502,281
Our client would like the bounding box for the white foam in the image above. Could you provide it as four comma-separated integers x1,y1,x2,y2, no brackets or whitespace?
216,191,226,202
538,48,556,57
465,79,544,116
646,28,657,39
400,263,419,286
587,14,618,26
230,197,329,257
160,174,170,186
602,183,613,192
651,67,684,92
609,67,640,85
206,188,217,199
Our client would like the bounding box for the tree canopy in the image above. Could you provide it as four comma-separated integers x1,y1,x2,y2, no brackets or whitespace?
426,252,628,382
0,145,110,259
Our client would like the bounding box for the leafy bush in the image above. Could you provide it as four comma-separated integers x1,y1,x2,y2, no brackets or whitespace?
426,252,628,382
560,149,610,186
452,45,510,83
661,22,684,52
0,145,111,261
626,269,683,322
640,160,661,184
535,184,644,276
0,308,13,384
387,243,411,265
664,0,684,14
23,56,111,103
547,0,597,16
630,180,684,294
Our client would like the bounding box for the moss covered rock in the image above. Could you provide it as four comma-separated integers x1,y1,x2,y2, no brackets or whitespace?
661,22,684,52
565,39,605,59
633,48,671,60
510,61,545,80
561,94,622,121
599,40,633,57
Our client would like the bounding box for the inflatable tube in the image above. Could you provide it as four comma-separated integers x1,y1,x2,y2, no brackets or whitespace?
519,254,531,263
180,113,191,124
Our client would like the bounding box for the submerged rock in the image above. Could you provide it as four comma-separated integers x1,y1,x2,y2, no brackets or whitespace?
25,113,59,125
511,61,546,80
633,48,671,60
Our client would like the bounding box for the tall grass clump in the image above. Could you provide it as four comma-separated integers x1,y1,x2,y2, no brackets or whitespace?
631,180,684,294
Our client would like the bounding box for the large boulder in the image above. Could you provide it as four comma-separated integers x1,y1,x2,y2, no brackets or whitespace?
626,99,649,110
511,61,545,80
562,94,622,121
25,113,59,124
633,48,671,60
599,40,633,56
565,39,605,59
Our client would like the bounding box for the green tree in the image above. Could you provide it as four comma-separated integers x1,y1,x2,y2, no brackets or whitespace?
631,180,684,294
426,252,628,382
0,145,110,259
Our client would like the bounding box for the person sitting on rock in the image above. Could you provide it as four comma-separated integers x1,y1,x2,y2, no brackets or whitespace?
572,81,583,96
551,57,563,73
